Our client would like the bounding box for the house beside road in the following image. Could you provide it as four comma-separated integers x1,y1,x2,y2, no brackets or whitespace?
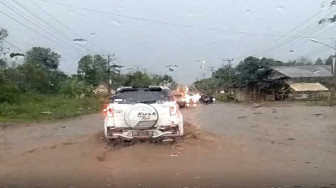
231,65,335,102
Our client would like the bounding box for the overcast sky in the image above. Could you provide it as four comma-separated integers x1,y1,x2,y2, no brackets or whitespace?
1,0,336,84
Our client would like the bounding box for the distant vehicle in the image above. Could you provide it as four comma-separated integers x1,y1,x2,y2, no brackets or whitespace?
185,92,201,105
103,86,184,142
174,93,186,108
200,95,215,105
173,85,189,108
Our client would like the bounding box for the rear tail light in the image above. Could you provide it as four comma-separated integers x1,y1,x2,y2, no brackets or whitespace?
107,107,114,117
103,104,114,117
170,104,177,116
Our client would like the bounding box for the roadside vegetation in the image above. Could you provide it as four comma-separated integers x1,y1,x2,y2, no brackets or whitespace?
0,28,176,123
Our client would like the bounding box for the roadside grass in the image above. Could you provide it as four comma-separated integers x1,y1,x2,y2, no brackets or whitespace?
0,95,106,123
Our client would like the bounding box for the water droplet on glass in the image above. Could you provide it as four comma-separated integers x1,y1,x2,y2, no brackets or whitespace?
73,38,87,45
110,20,122,26
327,22,336,27
320,1,328,9
276,6,284,11
187,12,194,17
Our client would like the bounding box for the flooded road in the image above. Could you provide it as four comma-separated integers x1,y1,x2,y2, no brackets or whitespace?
1,103,336,188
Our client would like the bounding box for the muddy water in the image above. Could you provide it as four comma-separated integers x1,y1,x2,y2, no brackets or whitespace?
1,103,336,188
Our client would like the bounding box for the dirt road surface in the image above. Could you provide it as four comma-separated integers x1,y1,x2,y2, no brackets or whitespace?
1,103,336,188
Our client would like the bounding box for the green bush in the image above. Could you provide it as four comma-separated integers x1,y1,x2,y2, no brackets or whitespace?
0,84,20,103
0,95,104,122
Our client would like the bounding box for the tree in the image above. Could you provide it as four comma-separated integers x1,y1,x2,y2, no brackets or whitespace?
213,65,234,87
0,59,7,69
0,28,8,53
0,28,8,67
296,56,312,66
123,71,152,88
25,47,61,70
60,76,93,98
194,78,219,95
259,57,284,66
325,55,333,65
315,58,324,65
77,54,108,86
235,56,272,86
319,1,336,24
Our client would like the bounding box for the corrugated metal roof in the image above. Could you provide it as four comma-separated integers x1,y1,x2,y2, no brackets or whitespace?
271,65,332,78
289,83,329,92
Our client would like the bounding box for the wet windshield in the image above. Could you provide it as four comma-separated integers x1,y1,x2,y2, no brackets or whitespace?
2,0,336,187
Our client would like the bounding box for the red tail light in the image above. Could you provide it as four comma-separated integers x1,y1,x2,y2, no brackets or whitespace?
102,104,114,117
107,107,114,117
170,104,177,116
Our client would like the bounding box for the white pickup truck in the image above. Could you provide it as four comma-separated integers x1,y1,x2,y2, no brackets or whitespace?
103,86,184,142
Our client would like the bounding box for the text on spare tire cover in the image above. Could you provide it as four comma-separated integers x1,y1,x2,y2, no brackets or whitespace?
138,112,157,120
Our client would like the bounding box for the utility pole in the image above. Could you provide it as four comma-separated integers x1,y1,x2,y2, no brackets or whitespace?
107,54,111,95
208,66,215,77
107,54,115,95
331,51,336,106
223,58,234,84
310,39,336,105
202,73,206,79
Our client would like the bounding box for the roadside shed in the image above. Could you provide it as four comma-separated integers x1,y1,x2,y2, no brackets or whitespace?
288,83,330,100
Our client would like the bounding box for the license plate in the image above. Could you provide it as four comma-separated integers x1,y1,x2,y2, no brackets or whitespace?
132,131,153,137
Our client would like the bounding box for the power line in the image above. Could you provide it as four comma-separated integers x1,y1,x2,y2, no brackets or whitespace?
33,0,336,39
304,41,335,57
232,9,335,61
12,0,66,38
0,4,82,53
248,9,324,55
240,8,336,59
3,39,22,51
29,0,106,53
2,0,85,52
263,9,336,52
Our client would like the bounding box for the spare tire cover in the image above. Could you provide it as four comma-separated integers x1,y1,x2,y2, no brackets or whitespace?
124,104,159,129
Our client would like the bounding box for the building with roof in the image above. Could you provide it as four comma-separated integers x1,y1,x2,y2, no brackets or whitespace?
269,65,333,83
230,65,335,102
288,83,330,100
267,65,334,101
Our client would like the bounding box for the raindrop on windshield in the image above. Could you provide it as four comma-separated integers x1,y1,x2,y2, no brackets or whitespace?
320,1,328,8
110,20,122,26
276,6,284,11
327,22,336,27
73,38,88,45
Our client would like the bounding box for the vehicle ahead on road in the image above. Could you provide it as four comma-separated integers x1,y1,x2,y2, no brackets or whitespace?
173,93,186,108
104,86,184,141
199,95,215,105
185,92,201,105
